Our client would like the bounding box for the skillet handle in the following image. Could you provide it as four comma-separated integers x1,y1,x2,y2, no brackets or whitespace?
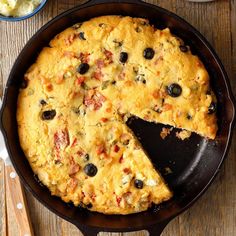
79,226,99,236
145,221,169,236
78,221,169,236
84,0,142,5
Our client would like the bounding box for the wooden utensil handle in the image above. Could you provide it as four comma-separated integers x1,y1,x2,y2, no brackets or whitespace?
5,165,34,236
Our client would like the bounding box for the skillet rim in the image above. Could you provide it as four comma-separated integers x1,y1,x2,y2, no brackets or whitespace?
0,0,235,233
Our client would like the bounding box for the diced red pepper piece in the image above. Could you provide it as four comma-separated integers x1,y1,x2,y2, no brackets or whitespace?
101,117,108,122
71,138,77,147
152,89,160,99
116,196,122,206
114,145,120,153
123,168,131,174
119,155,124,163
77,150,84,156
81,191,85,198
162,103,172,111
96,144,105,155
106,107,112,113
45,83,53,92
77,76,86,85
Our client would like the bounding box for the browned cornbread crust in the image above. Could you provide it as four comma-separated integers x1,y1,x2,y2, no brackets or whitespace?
17,16,217,214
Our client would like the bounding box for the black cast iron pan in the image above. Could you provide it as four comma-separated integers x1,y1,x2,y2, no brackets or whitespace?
0,0,235,235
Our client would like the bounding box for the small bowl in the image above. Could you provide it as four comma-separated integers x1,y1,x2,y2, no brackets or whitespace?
0,0,48,22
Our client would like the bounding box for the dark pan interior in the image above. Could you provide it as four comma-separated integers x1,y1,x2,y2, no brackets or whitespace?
0,0,235,234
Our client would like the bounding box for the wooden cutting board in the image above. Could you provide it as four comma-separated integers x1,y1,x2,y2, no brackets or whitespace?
0,0,236,235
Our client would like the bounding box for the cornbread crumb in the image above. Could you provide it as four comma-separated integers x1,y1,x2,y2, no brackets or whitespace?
176,130,192,140
160,127,173,139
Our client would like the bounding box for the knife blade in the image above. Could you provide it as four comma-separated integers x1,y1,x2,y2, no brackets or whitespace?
0,131,11,166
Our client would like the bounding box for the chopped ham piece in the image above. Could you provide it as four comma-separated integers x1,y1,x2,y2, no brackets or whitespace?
54,129,70,151
79,52,90,63
69,163,80,176
104,49,113,64
84,90,106,110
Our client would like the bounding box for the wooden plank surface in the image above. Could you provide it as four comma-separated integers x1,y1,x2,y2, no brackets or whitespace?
0,0,236,235
0,160,7,236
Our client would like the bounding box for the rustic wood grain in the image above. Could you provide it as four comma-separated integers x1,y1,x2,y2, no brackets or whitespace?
5,165,34,236
231,0,236,92
0,0,236,235
0,160,7,236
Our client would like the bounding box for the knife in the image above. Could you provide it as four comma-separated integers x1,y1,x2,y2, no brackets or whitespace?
0,99,34,236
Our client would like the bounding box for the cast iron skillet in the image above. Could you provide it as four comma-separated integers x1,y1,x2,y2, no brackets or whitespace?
0,0,235,235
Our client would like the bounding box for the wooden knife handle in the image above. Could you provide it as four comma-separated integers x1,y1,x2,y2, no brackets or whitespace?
5,165,34,236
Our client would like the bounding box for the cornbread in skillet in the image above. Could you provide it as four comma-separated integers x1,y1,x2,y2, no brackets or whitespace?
17,16,217,214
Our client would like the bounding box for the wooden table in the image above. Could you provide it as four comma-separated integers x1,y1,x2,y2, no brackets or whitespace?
0,0,236,235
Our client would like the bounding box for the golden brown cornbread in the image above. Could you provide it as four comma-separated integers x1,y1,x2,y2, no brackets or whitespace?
17,16,217,214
